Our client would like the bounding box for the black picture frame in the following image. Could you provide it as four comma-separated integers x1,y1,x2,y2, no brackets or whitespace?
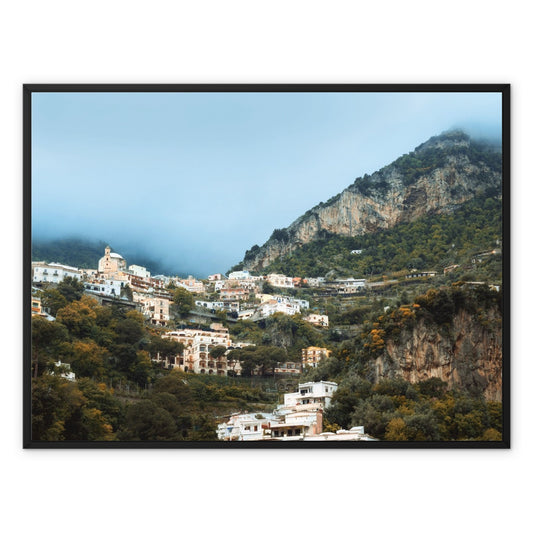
23,83,510,449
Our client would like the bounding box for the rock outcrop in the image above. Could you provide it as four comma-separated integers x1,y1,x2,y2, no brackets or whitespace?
372,307,503,401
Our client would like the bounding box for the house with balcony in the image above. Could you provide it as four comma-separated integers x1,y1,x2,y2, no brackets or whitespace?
134,293,171,326
301,346,332,367
220,287,249,301
32,261,83,284
282,381,338,411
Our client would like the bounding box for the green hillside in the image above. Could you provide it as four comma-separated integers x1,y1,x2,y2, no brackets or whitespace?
260,192,502,279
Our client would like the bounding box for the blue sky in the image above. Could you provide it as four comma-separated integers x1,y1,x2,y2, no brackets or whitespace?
32,90,502,277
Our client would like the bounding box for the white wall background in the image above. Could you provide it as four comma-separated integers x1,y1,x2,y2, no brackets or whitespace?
2,1,530,531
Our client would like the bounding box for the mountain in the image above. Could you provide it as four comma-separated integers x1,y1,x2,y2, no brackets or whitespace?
235,130,502,273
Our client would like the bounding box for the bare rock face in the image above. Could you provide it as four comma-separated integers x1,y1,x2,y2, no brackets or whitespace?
372,308,503,401
241,131,501,272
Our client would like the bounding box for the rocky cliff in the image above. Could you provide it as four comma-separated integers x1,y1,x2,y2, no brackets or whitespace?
239,130,501,272
371,307,503,401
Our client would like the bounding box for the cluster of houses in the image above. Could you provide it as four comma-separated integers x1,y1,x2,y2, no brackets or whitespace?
217,380,376,441
154,329,334,377
31,251,338,327
31,247,338,379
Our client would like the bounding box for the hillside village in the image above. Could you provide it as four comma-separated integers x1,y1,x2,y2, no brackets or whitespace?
32,245,356,375
31,238,503,442
31,246,384,441
32,243,502,379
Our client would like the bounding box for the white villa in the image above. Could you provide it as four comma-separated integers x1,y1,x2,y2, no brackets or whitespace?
32,262,83,284
84,278,127,298
228,270,252,280
281,381,338,411
216,413,279,441
128,264,151,278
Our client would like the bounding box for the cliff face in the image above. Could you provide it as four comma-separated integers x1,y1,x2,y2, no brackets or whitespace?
240,131,501,272
372,308,503,401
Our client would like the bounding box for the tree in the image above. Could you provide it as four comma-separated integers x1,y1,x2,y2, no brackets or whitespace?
40,277,86,316
385,417,409,441
119,400,177,441
31,375,85,441
40,289,68,317
417,377,448,399
130,350,153,386
148,335,184,365
262,281,275,294
172,287,194,316
70,339,108,379
31,316,69,377
209,345,227,360
109,343,138,374
115,316,145,345
153,371,194,407
56,276,85,302
56,295,99,338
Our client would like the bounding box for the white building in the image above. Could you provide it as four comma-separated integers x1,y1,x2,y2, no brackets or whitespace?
195,300,240,313
282,381,338,411
217,413,279,441
304,314,329,328
304,427,377,441
269,406,324,439
84,278,127,298
336,278,366,288
217,381,338,442
259,300,300,318
237,308,255,320
228,270,252,280
217,380,377,442
51,361,76,381
128,264,151,278
266,273,294,288
32,262,83,284
264,294,309,309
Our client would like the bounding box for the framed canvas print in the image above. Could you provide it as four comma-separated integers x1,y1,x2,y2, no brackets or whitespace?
23,84,510,448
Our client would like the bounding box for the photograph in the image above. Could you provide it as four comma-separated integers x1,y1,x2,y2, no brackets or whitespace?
24,85,509,447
